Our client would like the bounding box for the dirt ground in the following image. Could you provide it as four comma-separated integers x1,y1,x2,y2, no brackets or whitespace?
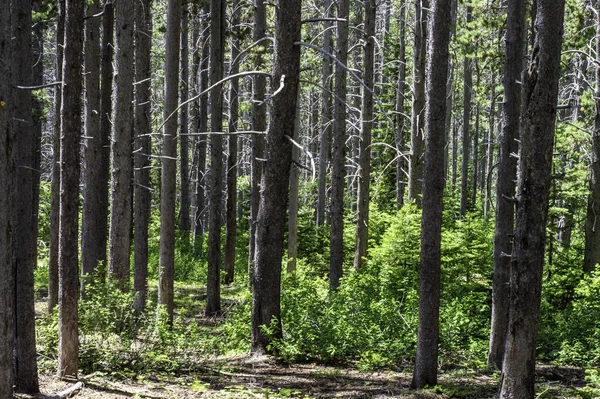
29,356,587,399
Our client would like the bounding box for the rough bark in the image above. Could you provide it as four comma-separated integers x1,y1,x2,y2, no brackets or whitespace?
407,0,428,206
499,1,565,397
395,0,407,210
411,0,452,389
584,0,600,273
11,0,39,391
108,0,135,291
354,0,376,270
288,89,302,274
488,0,525,370
459,6,473,217
179,3,191,233
329,0,350,290
159,0,181,324
133,0,152,315
251,0,301,354
58,0,84,379
81,0,105,292
206,0,225,316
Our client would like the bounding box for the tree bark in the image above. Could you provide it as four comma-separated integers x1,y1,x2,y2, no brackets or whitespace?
288,89,302,274
354,0,376,270
108,0,135,291
329,0,350,290
58,0,85,379
179,3,191,233
459,6,472,217
395,0,407,210
133,0,153,315
499,1,565,397
251,0,302,354
411,0,453,389
488,0,525,370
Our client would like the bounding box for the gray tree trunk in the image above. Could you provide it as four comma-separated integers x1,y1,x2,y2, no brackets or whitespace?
133,0,153,316
411,0,453,389
499,1,565,397
459,6,472,217
58,0,85,379
407,0,428,206
288,89,302,274
179,3,191,233
206,0,225,316
354,0,376,270
108,0,135,291
159,0,181,324
251,0,302,354
81,0,105,292
395,0,407,210
329,0,349,290
11,0,39,391
584,0,600,273
488,0,525,370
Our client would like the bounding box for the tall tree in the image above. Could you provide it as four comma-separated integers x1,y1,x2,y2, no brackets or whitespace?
206,0,225,316
395,0,407,210
0,2,14,395
407,0,429,206
411,0,453,388
81,0,106,291
133,0,153,315
499,1,565,396
288,88,302,274
354,0,376,270
584,0,600,273
459,5,473,217
224,0,241,285
488,0,525,369
251,0,302,353
58,0,85,379
11,0,39,391
329,0,349,290
159,0,181,323
108,0,135,291
179,1,191,233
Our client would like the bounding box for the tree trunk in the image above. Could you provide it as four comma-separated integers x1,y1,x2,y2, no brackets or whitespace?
58,0,85,379
11,0,39,391
224,0,240,285
251,0,302,354
133,0,153,316
206,0,225,316
472,63,480,208
488,0,525,370
329,0,349,290
411,0,452,389
0,3,14,395
395,0,407,210
108,0,135,291
288,89,302,274
81,0,105,293
459,6,472,217
179,3,191,233
159,0,181,324
499,1,565,397
354,0,376,270
584,0,600,273
316,0,334,227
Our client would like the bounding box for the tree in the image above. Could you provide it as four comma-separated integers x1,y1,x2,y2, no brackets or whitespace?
251,0,302,353
179,1,191,233
329,0,349,290
459,5,472,217
58,0,85,379
0,3,14,395
11,0,39,391
488,0,525,369
206,0,225,316
81,0,106,292
133,0,153,315
108,0,135,291
354,0,376,270
584,0,600,273
407,0,429,206
395,0,407,210
411,0,453,388
499,1,565,396
159,0,181,323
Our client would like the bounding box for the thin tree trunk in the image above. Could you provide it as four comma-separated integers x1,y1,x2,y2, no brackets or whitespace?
499,1,565,396
159,0,181,324
472,62,480,208
459,6,472,217
329,0,350,290
133,0,153,316
288,89,302,274
411,0,453,388
108,0,135,291
251,0,302,354
179,3,191,233
488,0,525,370
395,0,407,210
58,0,85,379
354,0,376,270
